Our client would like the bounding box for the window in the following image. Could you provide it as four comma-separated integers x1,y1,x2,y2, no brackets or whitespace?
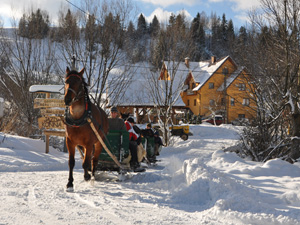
238,114,245,119
187,100,190,106
230,98,235,106
209,99,215,106
209,82,214,89
194,99,196,106
239,83,246,91
243,98,250,106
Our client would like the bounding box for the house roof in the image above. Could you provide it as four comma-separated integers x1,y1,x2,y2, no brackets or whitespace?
217,66,245,91
192,56,229,91
107,62,186,107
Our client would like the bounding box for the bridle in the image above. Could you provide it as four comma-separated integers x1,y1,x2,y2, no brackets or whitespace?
64,73,91,127
65,74,85,106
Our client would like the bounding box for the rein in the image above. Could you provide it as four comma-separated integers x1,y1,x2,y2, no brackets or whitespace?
64,70,122,170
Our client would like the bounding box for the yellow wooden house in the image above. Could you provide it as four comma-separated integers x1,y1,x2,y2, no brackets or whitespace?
177,56,256,123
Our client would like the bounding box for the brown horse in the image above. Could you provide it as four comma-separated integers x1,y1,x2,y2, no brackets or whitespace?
64,67,109,192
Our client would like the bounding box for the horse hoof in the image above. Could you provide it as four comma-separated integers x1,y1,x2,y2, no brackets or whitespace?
66,184,74,192
84,174,91,181
66,187,74,192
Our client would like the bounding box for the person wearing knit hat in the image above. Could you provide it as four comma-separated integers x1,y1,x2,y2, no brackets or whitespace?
108,106,126,131
110,106,118,112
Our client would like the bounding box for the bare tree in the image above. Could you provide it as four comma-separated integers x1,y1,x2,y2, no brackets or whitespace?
57,0,138,107
239,0,300,162
0,16,58,136
146,14,195,145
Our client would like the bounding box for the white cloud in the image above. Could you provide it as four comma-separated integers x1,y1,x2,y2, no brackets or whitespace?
230,0,260,11
208,0,260,11
140,0,198,8
0,0,67,26
144,7,193,24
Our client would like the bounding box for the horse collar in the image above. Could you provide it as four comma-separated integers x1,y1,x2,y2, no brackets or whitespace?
65,97,92,127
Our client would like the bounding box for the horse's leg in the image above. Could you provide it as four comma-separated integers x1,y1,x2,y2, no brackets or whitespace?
66,138,76,191
91,142,102,177
82,145,93,181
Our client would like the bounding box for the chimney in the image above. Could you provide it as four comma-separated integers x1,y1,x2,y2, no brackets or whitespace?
185,57,190,68
211,56,216,64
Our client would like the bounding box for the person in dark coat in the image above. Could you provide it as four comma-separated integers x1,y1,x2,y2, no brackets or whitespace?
145,123,163,156
108,108,144,172
125,117,143,171
108,106,126,131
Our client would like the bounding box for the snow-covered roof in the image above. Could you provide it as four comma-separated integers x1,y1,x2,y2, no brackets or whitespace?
217,66,245,91
29,85,64,94
107,62,185,107
192,56,229,91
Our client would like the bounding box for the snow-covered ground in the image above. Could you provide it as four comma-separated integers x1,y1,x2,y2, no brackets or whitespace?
1,124,300,225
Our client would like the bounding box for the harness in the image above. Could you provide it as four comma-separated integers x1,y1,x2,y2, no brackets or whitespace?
64,73,92,127
64,71,124,171
65,95,92,127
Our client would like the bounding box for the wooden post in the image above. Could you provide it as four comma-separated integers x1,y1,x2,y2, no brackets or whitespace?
45,134,49,153
43,130,66,153
71,55,76,70
135,107,139,123
45,92,50,153
223,67,228,124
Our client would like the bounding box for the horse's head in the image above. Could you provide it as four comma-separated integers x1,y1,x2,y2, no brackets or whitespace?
64,67,85,106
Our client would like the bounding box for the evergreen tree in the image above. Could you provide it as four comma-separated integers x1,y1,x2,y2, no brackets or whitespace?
18,15,28,37
18,9,49,39
113,14,124,48
190,13,206,61
169,13,176,26
137,13,147,36
237,26,248,46
175,14,185,30
62,9,79,41
221,13,228,41
100,12,114,57
124,20,137,62
227,19,235,42
85,14,97,52
210,13,221,54
149,15,160,37
127,20,135,38
191,13,200,41
151,30,166,68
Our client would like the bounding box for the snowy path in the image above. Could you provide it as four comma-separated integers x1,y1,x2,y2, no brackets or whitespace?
1,125,300,224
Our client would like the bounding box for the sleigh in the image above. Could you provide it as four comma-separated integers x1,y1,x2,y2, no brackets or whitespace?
95,130,158,172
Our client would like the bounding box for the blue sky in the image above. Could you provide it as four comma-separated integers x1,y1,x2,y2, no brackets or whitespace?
0,0,261,28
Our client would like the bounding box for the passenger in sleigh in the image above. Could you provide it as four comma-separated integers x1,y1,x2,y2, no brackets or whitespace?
125,117,146,172
143,123,163,156
108,107,145,172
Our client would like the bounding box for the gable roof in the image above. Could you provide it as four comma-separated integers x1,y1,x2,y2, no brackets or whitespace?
191,56,229,91
107,62,185,107
217,66,245,91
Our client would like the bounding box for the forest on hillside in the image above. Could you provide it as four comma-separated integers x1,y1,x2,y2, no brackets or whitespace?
1,0,300,162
